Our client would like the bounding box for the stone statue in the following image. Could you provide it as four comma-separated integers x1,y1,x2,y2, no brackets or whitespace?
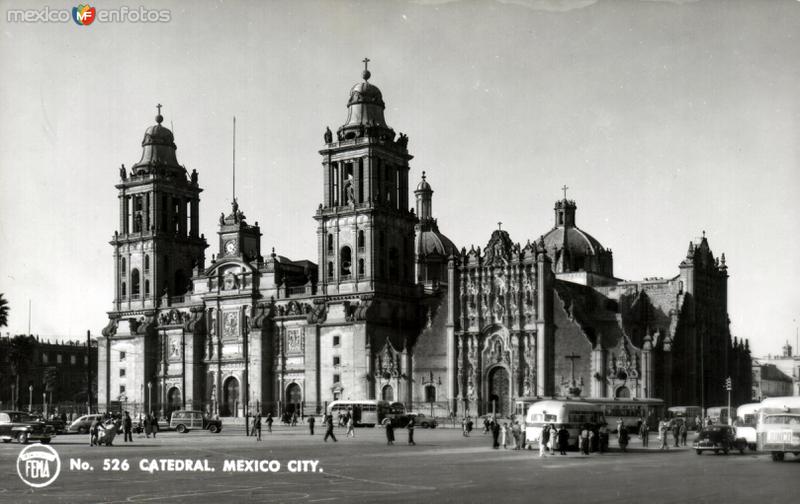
397,133,408,149
219,212,225,225
119,164,127,180
324,126,332,144
191,169,198,184
345,174,356,205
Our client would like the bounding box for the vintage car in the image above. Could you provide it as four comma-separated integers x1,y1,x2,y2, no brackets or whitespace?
0,411,54,444
406,413,438,429
694,424,746,455
169,410,222,433
68,414,105,434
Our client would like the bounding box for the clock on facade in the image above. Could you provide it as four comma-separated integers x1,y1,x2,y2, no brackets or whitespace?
224,239,238,255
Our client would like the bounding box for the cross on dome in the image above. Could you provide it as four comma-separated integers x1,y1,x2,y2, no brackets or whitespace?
362,57,371,81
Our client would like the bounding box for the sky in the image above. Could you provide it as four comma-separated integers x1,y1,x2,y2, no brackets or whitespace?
0,0,798,357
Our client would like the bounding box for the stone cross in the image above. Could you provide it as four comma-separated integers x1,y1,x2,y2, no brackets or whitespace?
562,184,569,200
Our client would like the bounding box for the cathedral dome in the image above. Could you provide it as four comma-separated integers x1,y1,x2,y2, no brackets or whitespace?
541,226,606,259
338,61,391,138
417,229,457,258
540,198,614,277
133,108,180,171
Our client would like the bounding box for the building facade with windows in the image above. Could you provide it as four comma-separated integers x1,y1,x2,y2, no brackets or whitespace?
98,65,750,418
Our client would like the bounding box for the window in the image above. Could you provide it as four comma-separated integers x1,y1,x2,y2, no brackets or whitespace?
120,257,126,275
333,335,340,346
327,234,334,253
425,385,436,403
145,280,150,297
121,282,126,297
70,355,76,365
357,230,365,250
120,368,126,377
340,246,352,278
131,269,140,297
358,259,365,276
333,374,341,384
119,385,126,394
56,354,62,364
333,356,341,367
42,353,48,364
327,262,334,279
120,351,126,361
144,254,150,271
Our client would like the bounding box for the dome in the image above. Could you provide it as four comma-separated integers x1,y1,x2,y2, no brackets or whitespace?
417,229,458,258
416,171,432,192
133,110,180,171
541,226,606,259
338,61,391,138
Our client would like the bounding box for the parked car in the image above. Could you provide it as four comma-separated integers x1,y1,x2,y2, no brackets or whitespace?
68,414,105,434
0,411,54,444
407,413,438,429
693,424,746,455
169,410,222,433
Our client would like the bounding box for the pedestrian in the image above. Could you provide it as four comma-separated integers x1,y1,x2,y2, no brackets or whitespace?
658,419,670,450
123,411,133,443
253,412,262,441
346,415,355,438
483,416,490,434
323,414,338,442
557,425,569,455
679,421,688,446
598,423,609,453
539,424,550,457
291,412,298,427
580,425,591,455
308,415,315,435
616,418,623,439
89,416,100,446
144,414,152,438
150,412,159,438
618,423,629,452
511,421,522,450
491,418,501,449
501,423,508,449
466,416,474,435
672,420,681,448
407,416,416,445
383,418,394,445
266,412,273,433
639,419,649,447
462,417,469,437
549,424,558,455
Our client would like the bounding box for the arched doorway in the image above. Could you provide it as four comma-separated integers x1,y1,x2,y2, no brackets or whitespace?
285,383,302,415
382,385,394,401
487,367,510,416
615,386,631,398
167,387,181,419
222,376,239,417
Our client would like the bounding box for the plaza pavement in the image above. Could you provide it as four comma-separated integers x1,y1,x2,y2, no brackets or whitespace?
0,424,797,504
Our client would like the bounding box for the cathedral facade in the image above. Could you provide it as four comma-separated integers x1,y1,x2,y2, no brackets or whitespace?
98,66,750,418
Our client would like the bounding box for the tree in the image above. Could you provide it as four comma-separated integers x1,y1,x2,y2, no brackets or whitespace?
0,293,8,328
8,335,35,410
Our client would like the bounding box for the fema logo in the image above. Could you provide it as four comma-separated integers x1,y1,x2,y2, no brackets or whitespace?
16,444,61,488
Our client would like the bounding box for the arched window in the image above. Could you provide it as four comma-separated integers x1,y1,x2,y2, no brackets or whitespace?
340,246,352,278
358,258,365,276
131,269,140,297
357,230,365,250
327,234,334,253
144,254,150,271
327,261,334,279
120,257,126,275
145,279,150,297
121,282,127,297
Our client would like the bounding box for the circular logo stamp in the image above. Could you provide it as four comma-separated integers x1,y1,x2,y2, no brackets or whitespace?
16,444,61,488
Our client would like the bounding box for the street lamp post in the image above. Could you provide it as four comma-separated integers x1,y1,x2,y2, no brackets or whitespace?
42,392,46,417
28,384,33,413
147,381,153,415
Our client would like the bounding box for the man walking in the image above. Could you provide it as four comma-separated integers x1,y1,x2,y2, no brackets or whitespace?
384,418,395,445
123,412,133,443
659,419,670,450
323,414,337,442
253,412,262,441
266,412,273,433
557,425,569,455
407,416,416,446
639,420,649,447
346,415,355,438
672,420,681,448
308,415,315,435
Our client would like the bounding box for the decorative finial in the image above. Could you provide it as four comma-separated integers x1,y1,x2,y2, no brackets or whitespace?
498,221,502,231
702,230,706,238
422,170,426,181
362,57,371,81
561,184,569,200
156,103,163,124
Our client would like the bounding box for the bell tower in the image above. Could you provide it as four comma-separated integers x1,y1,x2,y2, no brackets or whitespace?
111,105,208,311
315,60,417,295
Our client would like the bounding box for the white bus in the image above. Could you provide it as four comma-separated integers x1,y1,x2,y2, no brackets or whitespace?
733,402,761,450
524,400,605,449
667,406,702,430
591,398,665,432
326,400,405,427
756,396,800,462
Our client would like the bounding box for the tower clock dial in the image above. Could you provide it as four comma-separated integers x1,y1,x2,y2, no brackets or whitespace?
224,239,238,255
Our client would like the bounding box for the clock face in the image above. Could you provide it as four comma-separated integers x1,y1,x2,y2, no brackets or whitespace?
225,240,237,255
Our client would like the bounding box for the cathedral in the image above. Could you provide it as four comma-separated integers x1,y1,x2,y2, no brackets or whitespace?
98,64,751,418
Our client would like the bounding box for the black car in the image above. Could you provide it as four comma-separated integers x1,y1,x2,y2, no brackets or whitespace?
693,424,746,455
0,411,55,444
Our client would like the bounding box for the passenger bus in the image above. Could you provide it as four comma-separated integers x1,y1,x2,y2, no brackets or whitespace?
733,403,761,450
590,398,665,432
326,400,405,427
756,396,800,462
524,400,605,449
513,398,539,419
667,406,702,430
705,406,733,426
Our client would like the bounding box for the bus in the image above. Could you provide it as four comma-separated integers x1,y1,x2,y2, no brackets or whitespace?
590,398,665,432
325,400,406,427
705,406,733,426
667,406,702,430
513,398,539,419
756,396,800,462
733,402,761,451
524,400,605,449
